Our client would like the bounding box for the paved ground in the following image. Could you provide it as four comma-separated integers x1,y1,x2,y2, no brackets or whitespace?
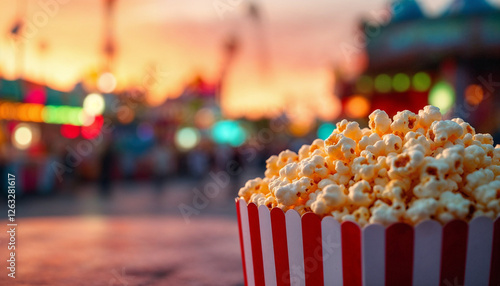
0,177,253,285
0,216,243,286
15,179,241,218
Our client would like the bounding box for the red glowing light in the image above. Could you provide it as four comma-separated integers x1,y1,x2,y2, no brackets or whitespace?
81,115,104,139
60,124,80,139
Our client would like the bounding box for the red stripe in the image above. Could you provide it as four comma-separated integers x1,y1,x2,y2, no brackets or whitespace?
247,203,265,286
440,220,468,286
236,200,248,286
302,213,324,286
489,217,500,286
270,208,290,286
385,223,414,286
341,221,362,286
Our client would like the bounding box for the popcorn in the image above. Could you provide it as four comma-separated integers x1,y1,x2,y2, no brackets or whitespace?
388,149,425,180
428,120,463,146
238,177,270,201
348,180,374,207
343,207,370,226
436,191,471,223
265,150,299,178
273,177,313,206
368,109,392,136
326,134,357,161
369,201,401,225
391,110,419,135
309,184,348,215
417,105,442,129
239,105,500,226
406,198,438,224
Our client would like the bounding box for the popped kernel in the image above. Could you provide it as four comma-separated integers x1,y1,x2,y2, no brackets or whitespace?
369,109,392,136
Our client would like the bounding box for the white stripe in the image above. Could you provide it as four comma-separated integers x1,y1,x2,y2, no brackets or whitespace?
286,210,305,286
239,199,255,286
464,216,494,286
321,216,343,286
362,223,385,286
259,205,277,286
413,220,442,286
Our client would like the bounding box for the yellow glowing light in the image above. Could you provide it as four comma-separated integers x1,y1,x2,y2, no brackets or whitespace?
83,93,105,116
97,72,117,93
345,95,370,118
78,111,95,126
13,125,33,150
175,127,200,150
465,84,484,106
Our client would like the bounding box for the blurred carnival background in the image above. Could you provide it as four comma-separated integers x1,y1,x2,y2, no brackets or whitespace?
1,0,500,284
1,0,500,198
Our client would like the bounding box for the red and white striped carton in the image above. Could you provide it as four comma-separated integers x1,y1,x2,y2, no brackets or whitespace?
236,198,500,286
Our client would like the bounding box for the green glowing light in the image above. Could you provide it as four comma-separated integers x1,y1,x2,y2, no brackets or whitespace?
375,74,391,93
413,72,431,92
429,81,455,114
393,73,410,92
356,75,373,94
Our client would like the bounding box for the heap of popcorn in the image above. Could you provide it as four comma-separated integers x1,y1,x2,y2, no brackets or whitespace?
238,105,500,226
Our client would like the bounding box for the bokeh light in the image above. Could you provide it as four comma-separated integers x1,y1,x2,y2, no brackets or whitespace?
393,73,410,92
13,124,35,150
27,104,44,122
117,106,135,124
288,121,311,137
25,88,47,104
97,72,117,93
413,72,432,92
83,93,105,116
345,95,371,118
60,124,80,139
464,84,484,106
374,74,391,93
212,120,246,147
79,111,95,126
356,75,373,94
194,108,216,129
317,122,336,140
429,81,455,114
137,122,154,141
18,103,31,121
175,127,201,150
82,115,104,139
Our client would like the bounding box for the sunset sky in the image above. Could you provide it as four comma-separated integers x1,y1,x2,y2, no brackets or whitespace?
1,0,499,122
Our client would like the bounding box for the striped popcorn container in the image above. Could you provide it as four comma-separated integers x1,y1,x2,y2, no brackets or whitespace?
236,199,500,286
